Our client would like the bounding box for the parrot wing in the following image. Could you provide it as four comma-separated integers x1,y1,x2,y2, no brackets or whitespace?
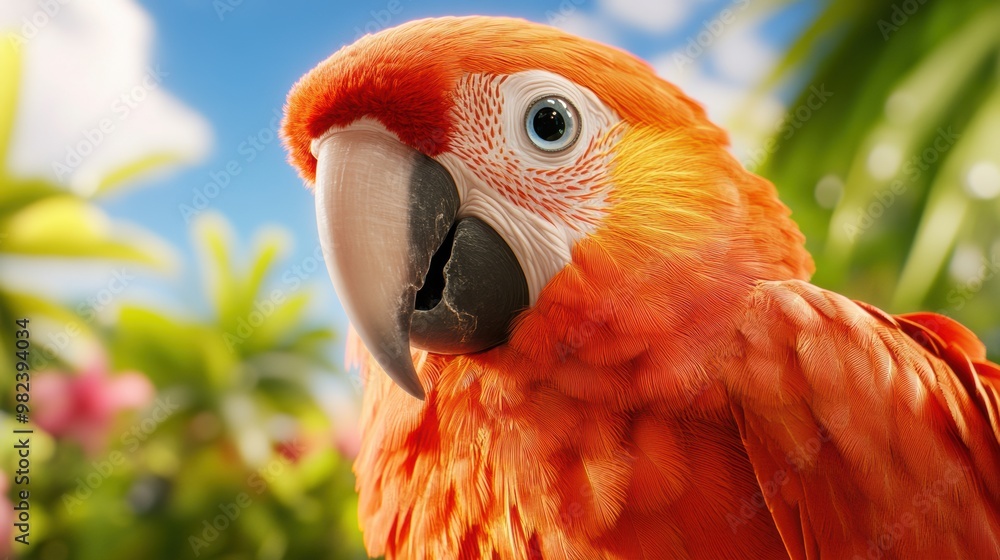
728,279,1000,559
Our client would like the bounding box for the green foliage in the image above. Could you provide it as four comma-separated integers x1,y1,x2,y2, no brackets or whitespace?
758,0,1000,359
1,213,367,559
0,41,365,559
0,43,178,381
0,37,21,169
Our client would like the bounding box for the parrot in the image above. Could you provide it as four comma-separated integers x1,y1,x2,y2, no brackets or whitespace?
280,16,1000,560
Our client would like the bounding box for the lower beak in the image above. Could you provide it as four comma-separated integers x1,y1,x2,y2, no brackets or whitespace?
313,129,528,400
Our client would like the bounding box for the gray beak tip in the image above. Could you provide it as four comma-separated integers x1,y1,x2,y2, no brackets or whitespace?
381,356,426,400
370,339,427,400
405,383,427,401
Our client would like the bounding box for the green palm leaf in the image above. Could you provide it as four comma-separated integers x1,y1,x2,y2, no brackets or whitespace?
760,0,1000,359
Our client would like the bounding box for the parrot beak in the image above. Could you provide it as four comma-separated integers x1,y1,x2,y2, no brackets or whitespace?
313,129,529,400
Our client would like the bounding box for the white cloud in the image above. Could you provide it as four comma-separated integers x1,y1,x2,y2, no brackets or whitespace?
553,10,618,46
0,0,212,195
547,0,789,165
710,16,780,84
652,51,785,162
648,7,788,166
597,0,692,34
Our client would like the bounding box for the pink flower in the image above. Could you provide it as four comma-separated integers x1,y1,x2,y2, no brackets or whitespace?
32,355,154,455
275,437,309,464
334,426,361,460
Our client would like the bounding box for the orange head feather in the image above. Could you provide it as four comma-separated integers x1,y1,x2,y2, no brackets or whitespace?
285,16,722,181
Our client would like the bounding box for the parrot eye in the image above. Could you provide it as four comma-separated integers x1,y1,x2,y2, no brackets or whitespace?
525,96,579,152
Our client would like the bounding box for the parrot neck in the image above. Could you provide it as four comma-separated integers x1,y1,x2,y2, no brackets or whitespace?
352,129,813,558
493,138,815,397
354,269,789,557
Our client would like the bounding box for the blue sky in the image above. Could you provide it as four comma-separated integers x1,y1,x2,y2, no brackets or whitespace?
95,0,815,332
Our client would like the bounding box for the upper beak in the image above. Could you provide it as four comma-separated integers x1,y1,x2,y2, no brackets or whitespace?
313,129,528,400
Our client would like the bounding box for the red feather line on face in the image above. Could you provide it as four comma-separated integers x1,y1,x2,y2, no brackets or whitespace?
281,16,723,185
445,72,621,231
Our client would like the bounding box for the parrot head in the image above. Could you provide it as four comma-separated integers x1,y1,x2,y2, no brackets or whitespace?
282,16,814,400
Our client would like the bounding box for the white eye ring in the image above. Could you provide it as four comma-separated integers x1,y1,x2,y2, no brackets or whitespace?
524,95,580,152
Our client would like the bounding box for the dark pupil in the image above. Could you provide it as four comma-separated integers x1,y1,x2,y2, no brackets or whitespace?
533,105,566,142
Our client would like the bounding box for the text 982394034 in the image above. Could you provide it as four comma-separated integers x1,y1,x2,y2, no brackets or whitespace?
13,317,33,546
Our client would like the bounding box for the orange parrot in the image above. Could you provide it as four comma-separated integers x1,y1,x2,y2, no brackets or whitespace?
281,16,1000,560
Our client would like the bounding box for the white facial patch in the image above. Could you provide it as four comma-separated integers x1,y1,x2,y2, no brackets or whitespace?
436,70,623,304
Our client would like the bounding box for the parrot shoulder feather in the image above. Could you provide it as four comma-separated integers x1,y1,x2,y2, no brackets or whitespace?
728,279,1000,560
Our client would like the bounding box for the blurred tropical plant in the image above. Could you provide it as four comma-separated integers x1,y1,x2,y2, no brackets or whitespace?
757,0,1000,359
0,14,366,558
0,37,177,382
76,215,361,560
5,214,365,560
